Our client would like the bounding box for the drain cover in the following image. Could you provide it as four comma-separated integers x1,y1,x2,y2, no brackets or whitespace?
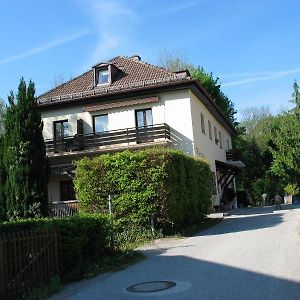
126,281,176,293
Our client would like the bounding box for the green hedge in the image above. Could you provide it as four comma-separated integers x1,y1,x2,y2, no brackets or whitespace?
0,214,111,281
75,148,212,231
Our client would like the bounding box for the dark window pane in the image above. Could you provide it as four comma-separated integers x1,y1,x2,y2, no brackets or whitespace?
60,180,75,201
54,120,68,140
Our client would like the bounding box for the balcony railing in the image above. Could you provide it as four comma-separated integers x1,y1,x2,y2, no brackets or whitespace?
45,123,170,154
50,200,78,218
226,149,241,161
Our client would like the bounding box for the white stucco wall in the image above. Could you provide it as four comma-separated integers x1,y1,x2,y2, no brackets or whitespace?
189,90,232,169
42,107,92,140
41,89,194,155
163,90,194,155
47,175,72,202
189,90,233,204
42,89,233,205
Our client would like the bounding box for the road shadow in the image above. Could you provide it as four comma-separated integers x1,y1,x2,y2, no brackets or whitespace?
196,212,284,236
51,251,300,300
229,204,299,216
122,253,300,300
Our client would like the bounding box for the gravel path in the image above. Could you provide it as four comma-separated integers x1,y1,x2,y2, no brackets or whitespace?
50,205,300,300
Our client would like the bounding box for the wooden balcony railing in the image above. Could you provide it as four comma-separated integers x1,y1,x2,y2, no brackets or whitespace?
50,200,78,218
226,149,241,161
45,123,170,154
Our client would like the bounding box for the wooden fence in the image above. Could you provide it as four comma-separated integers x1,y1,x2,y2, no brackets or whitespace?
0,229,59,299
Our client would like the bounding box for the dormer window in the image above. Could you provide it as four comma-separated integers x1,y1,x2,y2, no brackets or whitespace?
97,68,109,85
93,62,120,87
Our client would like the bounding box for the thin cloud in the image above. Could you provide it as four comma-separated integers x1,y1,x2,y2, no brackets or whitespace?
84,0,137,65
158,1,200,16
0,30,91,65
222,67,300,87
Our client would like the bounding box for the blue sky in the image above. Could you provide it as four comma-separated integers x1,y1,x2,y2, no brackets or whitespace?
0,0,299,119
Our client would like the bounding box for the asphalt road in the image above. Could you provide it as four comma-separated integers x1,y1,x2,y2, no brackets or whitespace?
50,205,300,300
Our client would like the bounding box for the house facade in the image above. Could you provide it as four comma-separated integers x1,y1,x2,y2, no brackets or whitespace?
38,55,241,205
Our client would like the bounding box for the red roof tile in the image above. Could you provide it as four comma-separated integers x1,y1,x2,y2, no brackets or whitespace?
38,56,191,105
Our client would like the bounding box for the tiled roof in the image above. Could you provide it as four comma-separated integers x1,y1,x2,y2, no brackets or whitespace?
38,56,191,105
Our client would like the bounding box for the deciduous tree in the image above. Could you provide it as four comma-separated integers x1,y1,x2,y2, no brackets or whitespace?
159,51,237,124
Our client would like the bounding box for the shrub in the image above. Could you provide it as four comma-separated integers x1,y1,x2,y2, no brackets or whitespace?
0,214,111,281
284,183,299,195
75,148,212,231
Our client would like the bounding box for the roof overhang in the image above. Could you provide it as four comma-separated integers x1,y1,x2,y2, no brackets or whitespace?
216,160,245,172
38,79,236,135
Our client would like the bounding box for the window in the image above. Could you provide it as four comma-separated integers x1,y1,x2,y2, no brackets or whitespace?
60,180,76,202
97,68,109,85
93,114,108,133
200,113,205,134
219,131,223,148
208,120,212,140
214,126,218,145
135,109,153,127
54,120,68,140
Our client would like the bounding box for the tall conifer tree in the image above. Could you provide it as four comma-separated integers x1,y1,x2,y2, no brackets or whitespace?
3,78,48,219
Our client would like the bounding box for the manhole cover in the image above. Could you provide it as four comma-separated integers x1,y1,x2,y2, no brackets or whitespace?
126,281,177,293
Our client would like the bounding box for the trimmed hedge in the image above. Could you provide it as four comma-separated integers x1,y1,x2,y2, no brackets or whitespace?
0,214,111,281
75,148,212,231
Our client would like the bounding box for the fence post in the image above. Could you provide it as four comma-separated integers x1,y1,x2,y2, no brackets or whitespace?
150,214,155,236
108,195,114,251
53,230,59,276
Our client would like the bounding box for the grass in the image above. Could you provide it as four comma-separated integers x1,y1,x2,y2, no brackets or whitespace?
175,217,222,237
84,249,146,278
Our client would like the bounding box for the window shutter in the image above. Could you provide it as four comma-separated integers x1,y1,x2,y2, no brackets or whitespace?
77,119,84,135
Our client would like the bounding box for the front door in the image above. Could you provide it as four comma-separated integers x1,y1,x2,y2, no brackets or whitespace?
135,109,153,143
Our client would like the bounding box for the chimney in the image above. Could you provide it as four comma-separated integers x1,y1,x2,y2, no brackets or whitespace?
174,70,190,79
130,55,141,62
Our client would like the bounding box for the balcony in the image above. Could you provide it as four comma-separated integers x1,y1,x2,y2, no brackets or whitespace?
225,149,245,169
45,123,170,156
226,149,241,161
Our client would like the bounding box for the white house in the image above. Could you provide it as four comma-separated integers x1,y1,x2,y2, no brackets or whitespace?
38,55,242,206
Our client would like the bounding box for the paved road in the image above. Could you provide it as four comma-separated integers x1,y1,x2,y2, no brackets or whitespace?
51,205,300,300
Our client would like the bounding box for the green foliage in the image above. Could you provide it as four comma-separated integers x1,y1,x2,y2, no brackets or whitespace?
291,80,300,108
0,214,111,282
74,148,212,231
2,78,49,220
268,109,300,186
233,83,300,202
284,183,299,195
0,136,6,220
0,98,5,134
233,111,284,202
159,51,236,124
190,67,237,124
